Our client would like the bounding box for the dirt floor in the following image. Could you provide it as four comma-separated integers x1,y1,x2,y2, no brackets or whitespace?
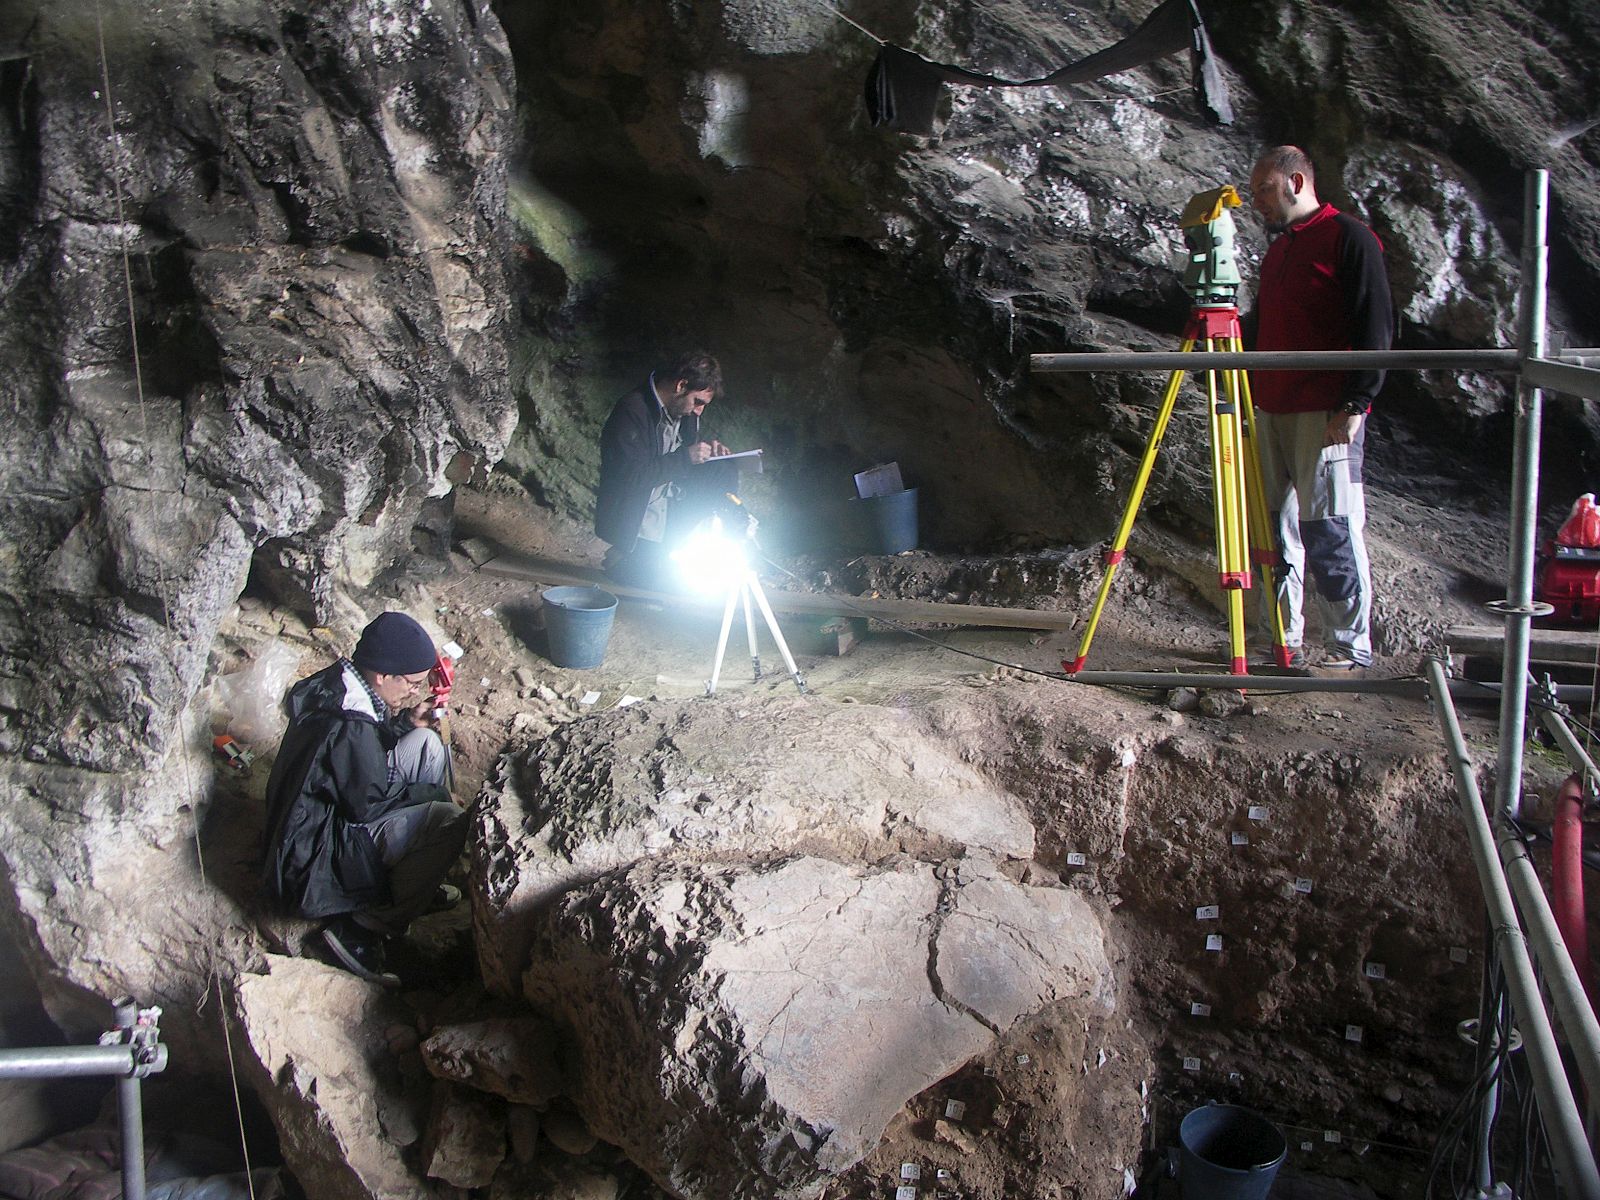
205,472,1589,1200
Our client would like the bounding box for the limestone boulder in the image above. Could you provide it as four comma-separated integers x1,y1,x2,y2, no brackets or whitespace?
522,854,1114,1200
0,711,262,1061
421,1016,566,1107
471,695,1037,994
235,956,444,1200
420,1081,509,1189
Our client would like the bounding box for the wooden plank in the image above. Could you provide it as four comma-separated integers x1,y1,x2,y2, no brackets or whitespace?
480,551,1080,632
1446,624,1600,666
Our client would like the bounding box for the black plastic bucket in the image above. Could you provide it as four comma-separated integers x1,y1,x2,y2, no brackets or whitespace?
1178,1105,1286,1200
541,586,618,669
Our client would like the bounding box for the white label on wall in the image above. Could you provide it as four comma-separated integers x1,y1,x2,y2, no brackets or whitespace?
901,1163,921,1181
1182,1057,1201,1072
1066,852,1087,866
1324,1130,1342,1144
1190,1002,1211,1017
1206,934,1224,951
943,1100,966,1121
1301,1141,1315,1152
1196,904,1220,920
1015,1054,1031,1066
896,1188,918,1200
1231,831,1249,845
1293,878,1314,894
580,691,601,705
1364,962,1387,980
1247,805,1270,821
1345,1025,1363,1043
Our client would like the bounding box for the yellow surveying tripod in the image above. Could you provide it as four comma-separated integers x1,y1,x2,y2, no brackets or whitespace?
1063,186,1292,676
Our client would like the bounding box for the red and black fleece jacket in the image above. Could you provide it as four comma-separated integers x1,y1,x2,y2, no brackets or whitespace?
1244,203,1396,416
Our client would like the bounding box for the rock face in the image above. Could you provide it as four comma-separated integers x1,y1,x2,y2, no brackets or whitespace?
0,0,515,1070
236,956,443,1200
471,696,1116,1198
471,695,1036,994
499,0,1600,554
524,854,1112,1200
1,0,516,774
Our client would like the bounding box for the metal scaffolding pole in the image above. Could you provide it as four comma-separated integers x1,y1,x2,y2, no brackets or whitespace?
1493,169,1550,824
1426,660,1600,1200
0,999,166,1200
1030,348,1519,373
1540,705,1600,784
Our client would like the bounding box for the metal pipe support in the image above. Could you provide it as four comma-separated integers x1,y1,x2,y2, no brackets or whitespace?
0,1044,162,1079
1030,348,1519,373
1492,170,1550,823
1540,707,1600,784
1426,658,1600,1199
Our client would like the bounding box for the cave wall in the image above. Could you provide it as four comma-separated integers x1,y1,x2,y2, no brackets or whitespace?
0,0,516,1050
496,0,1600,552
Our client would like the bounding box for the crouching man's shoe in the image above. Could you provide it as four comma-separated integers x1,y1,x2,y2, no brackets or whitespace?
426,883,463,914
322,916,402,988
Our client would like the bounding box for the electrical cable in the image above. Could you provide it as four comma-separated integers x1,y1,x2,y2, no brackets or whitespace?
755,550,1425,696
93,8,258,1196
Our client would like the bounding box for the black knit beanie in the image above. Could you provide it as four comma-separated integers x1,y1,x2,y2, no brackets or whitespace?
351,612,436,675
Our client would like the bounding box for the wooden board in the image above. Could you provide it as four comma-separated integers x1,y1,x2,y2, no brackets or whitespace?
481,551,1080,632
1446,624,1600,666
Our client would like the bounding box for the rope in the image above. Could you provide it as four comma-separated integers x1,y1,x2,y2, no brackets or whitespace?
93,6,258,1195
814,0,885,45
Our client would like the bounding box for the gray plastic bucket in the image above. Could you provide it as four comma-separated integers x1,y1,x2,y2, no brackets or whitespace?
855,487,919,554
541,586,618,669
1178,1105,1286,1200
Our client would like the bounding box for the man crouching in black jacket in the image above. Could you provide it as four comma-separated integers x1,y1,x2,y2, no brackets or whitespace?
263,611,466,986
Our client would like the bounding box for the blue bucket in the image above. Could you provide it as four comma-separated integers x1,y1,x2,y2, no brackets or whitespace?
541,586,618,669
854,487,919,554
1178,1106,1286,1200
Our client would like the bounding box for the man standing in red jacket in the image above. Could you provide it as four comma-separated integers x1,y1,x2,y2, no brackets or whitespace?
1246,146,1394,674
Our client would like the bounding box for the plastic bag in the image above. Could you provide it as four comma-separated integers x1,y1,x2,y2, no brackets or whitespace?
211,639,303,749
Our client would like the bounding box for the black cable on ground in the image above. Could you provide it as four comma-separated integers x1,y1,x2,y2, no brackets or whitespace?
758,551,1426,696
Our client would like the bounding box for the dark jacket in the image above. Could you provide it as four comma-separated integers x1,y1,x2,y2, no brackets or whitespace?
594,381,700,551
1246,203,1394,415
262,661,446,919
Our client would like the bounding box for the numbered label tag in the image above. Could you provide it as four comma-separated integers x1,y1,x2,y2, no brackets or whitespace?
901,1164,921,1182
1230,831,1249,845
1066,852,1087,867
1293,878,1314,894
1206,934,1224,952
1182,1057,1201,1072
1363,962,1387,981
943,1100,966,1121
1196,904,1220,920
1323,1130,1342,1145
1247,805,1270,821
896,1187,918,1200
1345,1025,1364,1043
1190,1002,1211,1017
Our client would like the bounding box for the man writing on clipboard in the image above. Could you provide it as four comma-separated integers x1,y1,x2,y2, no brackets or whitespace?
595,349,746,588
